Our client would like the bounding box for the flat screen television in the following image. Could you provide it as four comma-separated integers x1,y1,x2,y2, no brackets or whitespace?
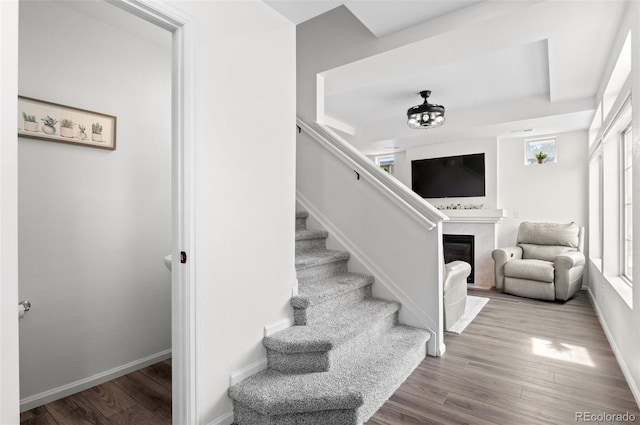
411,153,485,198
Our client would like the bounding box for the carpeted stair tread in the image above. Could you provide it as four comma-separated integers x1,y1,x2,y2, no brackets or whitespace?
229,325,430,417
231,210,429,424
295,249,350,271
230,369,362,416
291,272,374,309
296,211,309,231
295,229,328,241
264,298,399,353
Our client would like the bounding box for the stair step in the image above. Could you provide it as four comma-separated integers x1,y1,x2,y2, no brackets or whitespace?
295,249,349,270
292,273,374,325
233,402,357,425
295,249,349,281
268,304,396,373
292,272,373,309
230,209,430,424
295,211,308,231
265,298,399,354
295,229,328,241
268,297,398,373
230,325,430,423
295,229,328,252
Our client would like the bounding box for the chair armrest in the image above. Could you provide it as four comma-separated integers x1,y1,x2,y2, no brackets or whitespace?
444,261,471,292
554,251,586,301
554,251,585,270
491,246,522,290
492,246,523,263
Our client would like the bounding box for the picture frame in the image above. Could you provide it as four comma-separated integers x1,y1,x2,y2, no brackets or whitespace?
18,96,117,150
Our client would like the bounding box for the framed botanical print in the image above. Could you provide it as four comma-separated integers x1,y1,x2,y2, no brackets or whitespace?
18,96,117,150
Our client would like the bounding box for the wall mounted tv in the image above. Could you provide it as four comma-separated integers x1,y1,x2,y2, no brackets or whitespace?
411,153,486,198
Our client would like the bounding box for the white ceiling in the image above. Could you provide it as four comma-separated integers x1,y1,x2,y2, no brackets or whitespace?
265,0,481,37
326,40,550,123
264,1,343,26
57,1,171,49
266,0,627,154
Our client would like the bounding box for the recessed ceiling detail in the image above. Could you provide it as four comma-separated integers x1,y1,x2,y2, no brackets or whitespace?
284,1,626,154
324,40,551,142
264,1,481,36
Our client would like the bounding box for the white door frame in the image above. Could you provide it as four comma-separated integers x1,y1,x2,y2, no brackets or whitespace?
0,1,197,423
111,2,197,424
0,1,21,423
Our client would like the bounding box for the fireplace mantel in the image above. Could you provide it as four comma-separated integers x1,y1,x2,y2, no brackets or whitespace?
442,209,506,224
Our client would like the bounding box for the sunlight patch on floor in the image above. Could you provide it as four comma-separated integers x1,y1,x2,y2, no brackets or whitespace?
531,337,595,367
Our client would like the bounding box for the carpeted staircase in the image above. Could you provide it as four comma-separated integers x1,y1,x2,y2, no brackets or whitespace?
228,211,430,425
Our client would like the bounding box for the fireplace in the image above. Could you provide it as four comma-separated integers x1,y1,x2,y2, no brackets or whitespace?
443,234,474,283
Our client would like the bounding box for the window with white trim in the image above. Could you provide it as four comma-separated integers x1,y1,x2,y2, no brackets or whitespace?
375,155,395,174
524,137,557,165
622,126,633,283
592,98,631,282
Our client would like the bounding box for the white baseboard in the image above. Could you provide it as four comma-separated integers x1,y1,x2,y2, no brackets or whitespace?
587,288,640,409
208,411,235,425
20,349,172,412
229,358,268,387
264,317,293,338
224,319,293,422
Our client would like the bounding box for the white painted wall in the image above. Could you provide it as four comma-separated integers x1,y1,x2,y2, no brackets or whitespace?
0,1,20,423
1,1,296,423
18,1,172,403
163,2,296,423
297,129,444,356
497,130,589,248
632,6,640,402
588,1,640,407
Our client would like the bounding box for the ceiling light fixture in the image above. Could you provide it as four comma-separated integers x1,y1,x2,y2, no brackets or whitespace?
407,90,445,129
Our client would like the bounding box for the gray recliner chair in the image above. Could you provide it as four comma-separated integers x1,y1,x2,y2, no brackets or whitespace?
443,261,472,330
492,222,585,301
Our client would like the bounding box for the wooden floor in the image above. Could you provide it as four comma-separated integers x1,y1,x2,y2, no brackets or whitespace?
367,289,640,425
22,289,640,425
20,359,171,425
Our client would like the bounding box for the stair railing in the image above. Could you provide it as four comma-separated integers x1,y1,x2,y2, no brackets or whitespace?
297,117,448,356
296,118,447,230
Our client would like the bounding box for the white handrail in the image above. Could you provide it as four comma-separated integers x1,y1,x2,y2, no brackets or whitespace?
297,118,448,230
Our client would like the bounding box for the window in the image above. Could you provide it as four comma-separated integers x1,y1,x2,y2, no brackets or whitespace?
622,127,633,283
591,98,631,284
375,155,395,174
525,137,557,165
588,154,602,263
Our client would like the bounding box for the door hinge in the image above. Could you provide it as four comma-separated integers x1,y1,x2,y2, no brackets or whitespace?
180,251,187,264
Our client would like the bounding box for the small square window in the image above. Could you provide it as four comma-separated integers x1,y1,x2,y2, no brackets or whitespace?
525,137,557,165
375,155,395,173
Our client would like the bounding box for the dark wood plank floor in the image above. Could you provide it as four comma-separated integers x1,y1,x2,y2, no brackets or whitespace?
367,288,640,425
20,358,171,425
